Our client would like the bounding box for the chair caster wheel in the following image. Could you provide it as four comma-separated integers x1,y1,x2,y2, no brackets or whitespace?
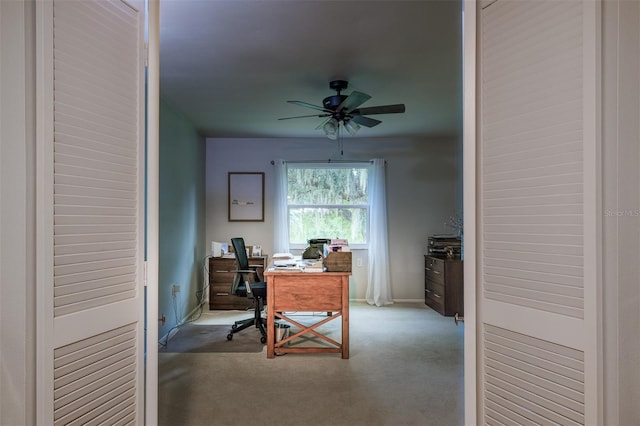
231,324,238,331
260,336,267,344
227,333,233,341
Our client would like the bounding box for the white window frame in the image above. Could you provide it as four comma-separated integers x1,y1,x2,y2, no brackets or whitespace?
286,162,370,250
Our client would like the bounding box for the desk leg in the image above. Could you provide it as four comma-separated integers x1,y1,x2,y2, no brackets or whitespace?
342,275,349,359
266,277,275,358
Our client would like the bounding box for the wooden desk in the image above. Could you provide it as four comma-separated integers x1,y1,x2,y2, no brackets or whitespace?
264,270,351,359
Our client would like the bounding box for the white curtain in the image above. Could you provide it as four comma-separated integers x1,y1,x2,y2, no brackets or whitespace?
366,158,393,306
273,159,289,254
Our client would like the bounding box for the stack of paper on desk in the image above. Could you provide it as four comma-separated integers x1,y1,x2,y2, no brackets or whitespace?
273,259,298,267
270,264,303,272
270,253,302,271
302,259,325,273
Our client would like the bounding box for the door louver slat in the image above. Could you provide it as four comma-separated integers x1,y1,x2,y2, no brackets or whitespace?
484,325,585,425
53,324,137,425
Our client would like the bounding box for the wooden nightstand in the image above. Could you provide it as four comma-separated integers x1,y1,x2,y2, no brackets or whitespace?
208,255,267,310
424,255,463,316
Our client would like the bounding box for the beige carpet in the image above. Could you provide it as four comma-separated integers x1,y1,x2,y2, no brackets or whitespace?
158,301,464,426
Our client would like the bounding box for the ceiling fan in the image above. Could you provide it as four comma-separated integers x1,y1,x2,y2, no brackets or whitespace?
278,80,406,139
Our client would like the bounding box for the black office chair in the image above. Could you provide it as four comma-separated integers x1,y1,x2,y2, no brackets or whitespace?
226,237,267,344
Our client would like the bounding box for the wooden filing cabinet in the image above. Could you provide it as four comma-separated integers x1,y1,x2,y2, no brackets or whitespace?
424,255,463,316
208,256,268,310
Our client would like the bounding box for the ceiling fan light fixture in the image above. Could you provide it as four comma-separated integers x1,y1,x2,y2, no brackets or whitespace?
323,117,339,139
344,119,360,136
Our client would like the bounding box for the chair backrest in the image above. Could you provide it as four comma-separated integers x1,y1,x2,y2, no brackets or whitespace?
230,237,249,270
230,237,251,297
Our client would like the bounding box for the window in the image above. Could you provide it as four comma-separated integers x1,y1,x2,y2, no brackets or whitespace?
287,164,369,247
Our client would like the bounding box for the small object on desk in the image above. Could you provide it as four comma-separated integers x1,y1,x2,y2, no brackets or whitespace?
302,258,325,272
270,265,303,272
273,259,297,267
323,252,352,272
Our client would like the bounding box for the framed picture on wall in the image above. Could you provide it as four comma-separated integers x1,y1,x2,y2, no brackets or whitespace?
228,172,265,222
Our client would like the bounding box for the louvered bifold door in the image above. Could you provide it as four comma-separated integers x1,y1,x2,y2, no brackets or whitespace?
36,1,146,425
477,0,601,424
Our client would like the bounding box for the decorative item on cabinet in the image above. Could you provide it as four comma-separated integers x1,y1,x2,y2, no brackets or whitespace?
424,255,463,316
208,255,268,310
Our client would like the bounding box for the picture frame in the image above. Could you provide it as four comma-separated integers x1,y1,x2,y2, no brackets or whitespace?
228,172,265,222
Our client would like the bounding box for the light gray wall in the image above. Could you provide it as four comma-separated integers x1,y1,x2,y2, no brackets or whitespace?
158,99,206,337
205,136,462,301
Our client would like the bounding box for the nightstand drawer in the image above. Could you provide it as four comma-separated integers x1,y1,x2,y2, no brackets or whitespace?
209,284,252,309
426,279,444,298
425,257,445,284
211,283,232,296
211,271,236,283
425,286,444,314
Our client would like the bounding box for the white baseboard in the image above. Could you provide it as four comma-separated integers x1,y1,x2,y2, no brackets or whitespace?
350,298,424,303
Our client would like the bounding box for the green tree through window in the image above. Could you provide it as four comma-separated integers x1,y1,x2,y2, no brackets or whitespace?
287,165,369,245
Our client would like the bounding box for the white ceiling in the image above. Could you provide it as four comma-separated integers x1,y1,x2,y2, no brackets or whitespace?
159,0,462,139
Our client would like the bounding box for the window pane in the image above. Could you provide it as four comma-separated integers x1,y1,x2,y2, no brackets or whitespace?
288,168,368,205
289,207,367,244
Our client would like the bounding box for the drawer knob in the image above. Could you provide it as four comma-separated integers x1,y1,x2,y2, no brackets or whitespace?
454,313,464,325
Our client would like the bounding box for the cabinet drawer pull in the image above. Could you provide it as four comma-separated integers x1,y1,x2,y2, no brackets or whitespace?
433,293,442,299
433,270,441,275
216,292,229,296
425,267,432,272
425,289,432,293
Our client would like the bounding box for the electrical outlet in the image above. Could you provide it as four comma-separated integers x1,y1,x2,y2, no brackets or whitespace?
172,284,180,296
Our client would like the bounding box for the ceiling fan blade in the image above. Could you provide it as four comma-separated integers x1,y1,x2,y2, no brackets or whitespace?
315,117,331,130
351,115,382,128
337,91,372,112
278,113,330,121
287,100,332,113
354,104,406,115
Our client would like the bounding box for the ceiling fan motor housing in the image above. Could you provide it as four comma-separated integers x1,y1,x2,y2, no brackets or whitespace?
323,80,350,111
323,94,348,111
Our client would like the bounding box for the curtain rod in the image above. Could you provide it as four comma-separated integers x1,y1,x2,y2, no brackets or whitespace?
270,159,376,165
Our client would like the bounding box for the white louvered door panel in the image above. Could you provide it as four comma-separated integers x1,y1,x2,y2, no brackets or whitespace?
37,0,145,424
477,0,601,424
